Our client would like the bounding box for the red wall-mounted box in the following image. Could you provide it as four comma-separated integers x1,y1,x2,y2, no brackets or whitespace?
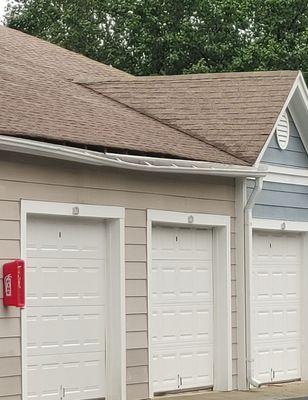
3,260,25,308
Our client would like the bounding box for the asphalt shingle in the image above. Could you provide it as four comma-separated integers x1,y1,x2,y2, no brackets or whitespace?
86,71,299,164
0,26,247,165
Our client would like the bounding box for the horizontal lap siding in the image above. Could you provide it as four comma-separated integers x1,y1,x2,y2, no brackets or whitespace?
254,109,308,224
261,110,308,169
0,153,237,400
248,181,308,222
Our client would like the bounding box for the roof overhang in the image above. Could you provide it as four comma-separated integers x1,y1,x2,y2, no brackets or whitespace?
0,135,267,178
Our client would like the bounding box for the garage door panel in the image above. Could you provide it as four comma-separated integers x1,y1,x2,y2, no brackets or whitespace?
152,227,212,260
27,306,105,356
254,346,272,383
152,350,178,392
286,345,301,379
62,352,105,400
253,270,300,302
152,260,212,303
253,309,271,340
252,231,302,383
285,271,300,299
27,217,105,260
152,304,213,347
151,226,213,392
26,216,106,400
179,346,213,389
286,308,300,337
26,258,105,307
272,309,285,339
253,270,272,301
152,345,213,392
28,353,105,400
254,304,300,342
272,344,300,381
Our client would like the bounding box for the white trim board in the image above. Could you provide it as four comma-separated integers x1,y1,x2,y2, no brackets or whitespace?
235,178,248,390
20,200,126,400
252,218,308,232
147,210,233,397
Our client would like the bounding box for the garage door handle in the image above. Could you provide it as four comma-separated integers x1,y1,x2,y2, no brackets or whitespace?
63,387,66,397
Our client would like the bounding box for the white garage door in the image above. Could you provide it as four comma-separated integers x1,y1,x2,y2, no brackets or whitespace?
25,215,106,400
151,226,213,393
252,231,302,383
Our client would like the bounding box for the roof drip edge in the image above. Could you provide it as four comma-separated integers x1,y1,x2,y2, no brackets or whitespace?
0,135,267,177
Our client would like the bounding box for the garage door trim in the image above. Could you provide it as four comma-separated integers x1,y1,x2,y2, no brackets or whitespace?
251,218,308,383
147,210,233,397
21,200,126,400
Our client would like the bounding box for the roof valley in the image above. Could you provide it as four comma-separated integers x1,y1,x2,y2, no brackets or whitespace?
79,82,249,165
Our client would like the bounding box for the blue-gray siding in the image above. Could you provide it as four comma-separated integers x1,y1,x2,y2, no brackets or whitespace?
248,181,308,221
261,110,308,168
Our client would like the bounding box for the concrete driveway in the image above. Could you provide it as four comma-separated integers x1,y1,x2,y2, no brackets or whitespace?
159,381,308,400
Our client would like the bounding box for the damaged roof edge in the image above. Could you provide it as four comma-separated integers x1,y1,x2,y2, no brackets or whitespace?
0,135,267,178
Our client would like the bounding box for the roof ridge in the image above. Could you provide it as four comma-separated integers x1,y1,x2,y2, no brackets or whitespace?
79,70,299,86
78,82,249,164
1,26,131,78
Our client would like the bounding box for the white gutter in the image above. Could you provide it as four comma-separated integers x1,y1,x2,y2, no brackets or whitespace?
0,135,267,177
244,177,264,389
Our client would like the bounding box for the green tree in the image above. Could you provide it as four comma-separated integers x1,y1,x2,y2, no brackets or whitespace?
4,0,308,76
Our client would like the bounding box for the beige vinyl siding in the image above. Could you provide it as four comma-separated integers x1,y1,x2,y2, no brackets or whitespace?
0,152,238,399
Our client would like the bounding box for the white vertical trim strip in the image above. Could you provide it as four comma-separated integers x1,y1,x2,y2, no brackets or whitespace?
146,216,153,398
235,178,248,389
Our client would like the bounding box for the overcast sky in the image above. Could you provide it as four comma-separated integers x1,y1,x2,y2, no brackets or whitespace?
0,0,7,22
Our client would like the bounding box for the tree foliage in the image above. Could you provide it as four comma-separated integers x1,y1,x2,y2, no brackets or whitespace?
4,0,308,76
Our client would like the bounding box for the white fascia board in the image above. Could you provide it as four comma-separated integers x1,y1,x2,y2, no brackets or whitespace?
254,72,302,167
0,135,266,177
261,164,308,185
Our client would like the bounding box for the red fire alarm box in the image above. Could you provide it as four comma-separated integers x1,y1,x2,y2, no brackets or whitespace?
3,260,25,308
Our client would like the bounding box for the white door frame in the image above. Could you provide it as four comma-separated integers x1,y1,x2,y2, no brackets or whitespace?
251,218,308,382
147,210,233,397
20,200,126,400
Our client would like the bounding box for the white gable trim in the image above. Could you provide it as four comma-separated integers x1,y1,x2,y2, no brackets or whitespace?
255,71,308,167
288,73,308,154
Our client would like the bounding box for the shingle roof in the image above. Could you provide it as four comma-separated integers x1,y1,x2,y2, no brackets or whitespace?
0,27,299,165
0,26,248,165
86,71,299,164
